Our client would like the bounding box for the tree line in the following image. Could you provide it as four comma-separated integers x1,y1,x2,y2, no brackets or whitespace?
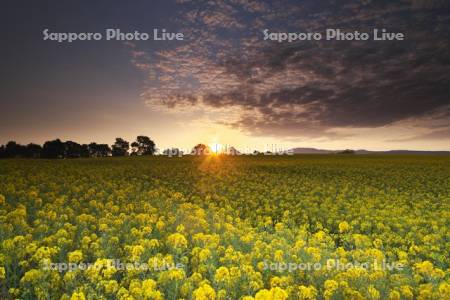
0,136,156,159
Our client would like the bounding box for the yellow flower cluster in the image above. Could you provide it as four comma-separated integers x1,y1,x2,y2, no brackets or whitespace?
0,155,449,299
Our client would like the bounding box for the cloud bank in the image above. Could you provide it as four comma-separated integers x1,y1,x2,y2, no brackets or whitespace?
130,0,450,140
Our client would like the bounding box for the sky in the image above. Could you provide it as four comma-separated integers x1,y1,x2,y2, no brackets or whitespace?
1,0,449,151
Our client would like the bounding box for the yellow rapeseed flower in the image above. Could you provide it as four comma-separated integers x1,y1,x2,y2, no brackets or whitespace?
166,233,188,251
338,221,350,233
193,283,216,300
298,285,317,300
68,250,83,263
70,291,86,300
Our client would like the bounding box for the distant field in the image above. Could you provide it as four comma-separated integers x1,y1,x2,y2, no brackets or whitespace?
0,155,449,299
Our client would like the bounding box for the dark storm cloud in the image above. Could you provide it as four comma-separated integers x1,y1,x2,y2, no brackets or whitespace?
138,0,450,138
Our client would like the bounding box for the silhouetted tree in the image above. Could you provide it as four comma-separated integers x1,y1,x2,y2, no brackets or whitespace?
112,138,129,156
42,139,65,159
80,144,90,158
133,136,156,155
24,143,42,158
98,144,111,157
0,145,5,158
191,144,211,155
338,149,355,154
0,136,159,159
88,143,111,157
88,143,98,157
5,141,25,157
0,142,40,158
64,141,86,158
130,142,139,156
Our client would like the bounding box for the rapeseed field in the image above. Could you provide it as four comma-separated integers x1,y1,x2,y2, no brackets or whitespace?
0,155,449,299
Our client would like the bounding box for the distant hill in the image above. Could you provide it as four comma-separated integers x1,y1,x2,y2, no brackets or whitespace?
291,148,450,155
291,147,336,154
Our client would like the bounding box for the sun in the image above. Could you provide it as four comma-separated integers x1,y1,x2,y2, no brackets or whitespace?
209,143,223,154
